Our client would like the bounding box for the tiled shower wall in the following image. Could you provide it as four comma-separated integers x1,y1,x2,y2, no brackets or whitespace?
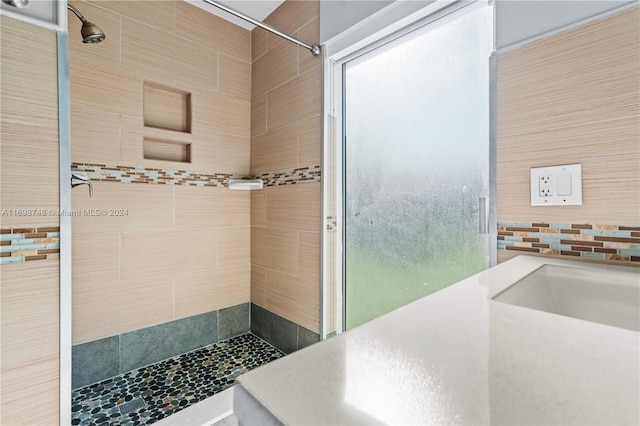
496,7,640,266
0,16,61,424
249,0,323,339
69,0,252,345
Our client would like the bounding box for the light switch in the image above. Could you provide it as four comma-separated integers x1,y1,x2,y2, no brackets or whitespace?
530,164,582,206
557,174,572,196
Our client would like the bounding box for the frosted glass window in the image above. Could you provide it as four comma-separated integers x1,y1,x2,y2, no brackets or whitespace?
344,4,493,328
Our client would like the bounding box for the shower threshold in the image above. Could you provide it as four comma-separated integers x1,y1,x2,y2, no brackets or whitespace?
71,333,283,426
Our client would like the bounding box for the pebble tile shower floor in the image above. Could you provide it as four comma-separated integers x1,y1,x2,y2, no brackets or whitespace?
71,333,284,426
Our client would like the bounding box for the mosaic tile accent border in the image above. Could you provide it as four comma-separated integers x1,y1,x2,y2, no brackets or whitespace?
72,163,242,187
0,227,60,264
498,222,640,263
72,163,322,187
256,165,321,187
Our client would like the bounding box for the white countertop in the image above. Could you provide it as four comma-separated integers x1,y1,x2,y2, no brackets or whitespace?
234,256,640,425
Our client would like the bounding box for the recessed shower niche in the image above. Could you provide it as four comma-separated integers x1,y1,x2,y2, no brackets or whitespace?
143,81,191,133
143,138,191,163
143,81,192,163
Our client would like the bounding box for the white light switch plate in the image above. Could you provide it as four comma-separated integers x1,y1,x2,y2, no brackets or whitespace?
530,164,582,206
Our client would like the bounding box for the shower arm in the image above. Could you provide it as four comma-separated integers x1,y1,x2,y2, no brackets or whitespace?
67,4,88,23
201,0,321,56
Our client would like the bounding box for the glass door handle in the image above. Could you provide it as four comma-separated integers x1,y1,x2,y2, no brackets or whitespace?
479,197,488,234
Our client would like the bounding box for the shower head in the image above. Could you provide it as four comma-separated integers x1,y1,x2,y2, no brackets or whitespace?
80,21,106,43
67,4,106,43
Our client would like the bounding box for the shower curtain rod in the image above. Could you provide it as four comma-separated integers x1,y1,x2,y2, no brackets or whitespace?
201,0,321,56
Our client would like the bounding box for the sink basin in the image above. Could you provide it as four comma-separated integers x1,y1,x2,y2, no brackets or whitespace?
492,264,640,331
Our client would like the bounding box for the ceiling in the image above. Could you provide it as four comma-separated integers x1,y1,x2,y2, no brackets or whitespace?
186,0,285,30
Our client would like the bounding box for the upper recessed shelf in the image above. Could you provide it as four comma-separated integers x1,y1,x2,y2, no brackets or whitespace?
143,81,191,133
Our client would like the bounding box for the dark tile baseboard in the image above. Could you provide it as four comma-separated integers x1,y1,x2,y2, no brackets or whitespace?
250,303,320,354
72,302,250,389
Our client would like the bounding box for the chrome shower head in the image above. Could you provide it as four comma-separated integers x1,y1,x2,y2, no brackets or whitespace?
67,4,106,44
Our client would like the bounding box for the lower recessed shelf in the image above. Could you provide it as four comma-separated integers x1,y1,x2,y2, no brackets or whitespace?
143,138,191,163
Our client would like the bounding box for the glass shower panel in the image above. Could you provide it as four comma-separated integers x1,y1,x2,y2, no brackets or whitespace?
344,4,493,329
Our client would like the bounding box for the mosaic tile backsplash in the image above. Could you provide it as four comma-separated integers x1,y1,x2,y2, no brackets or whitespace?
498,222,640,263
0,227,60,264
72,163,321,187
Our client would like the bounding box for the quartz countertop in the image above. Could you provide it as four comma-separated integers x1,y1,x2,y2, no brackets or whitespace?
234,256,639,425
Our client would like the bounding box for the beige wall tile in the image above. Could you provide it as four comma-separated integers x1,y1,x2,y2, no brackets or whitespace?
297,16,320,75
219,53,251,100
251,190,267,228
249,1,322,332
1,17,58,119
267,65,321,131
0,123,60,228
265,0,319,39
175,1,251,61
73,276,174,343
176,186,249,229
498,250,524,264
72,182,174,234
0,18,59,423
251,227,297,274
266,31,287,52
219,227,251,268
1,261,59,373
89,0,175,32
252,40,298,97
122,17,217,91
71,108,121,164
121,229,217,279
266,270,320,332
252,27,268,61
1,17,59,228
251,94,267,138
1,263,60,424
70,52,142,118
69,47,144,116
191,86,251,138
298,231,320,280
497,8,640,226
251,125,298,174
72,232,120,285
267,183,321,231
68,1,121,65
219,133,250,175
251,265,267,307
188,128,220,174
297,115,322,167
1,359,59,425
175,265,250,319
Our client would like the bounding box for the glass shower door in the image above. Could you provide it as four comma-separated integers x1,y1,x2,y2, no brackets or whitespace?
343,4,493,329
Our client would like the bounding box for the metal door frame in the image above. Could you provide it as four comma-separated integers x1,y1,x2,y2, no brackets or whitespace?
57,30,72,426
